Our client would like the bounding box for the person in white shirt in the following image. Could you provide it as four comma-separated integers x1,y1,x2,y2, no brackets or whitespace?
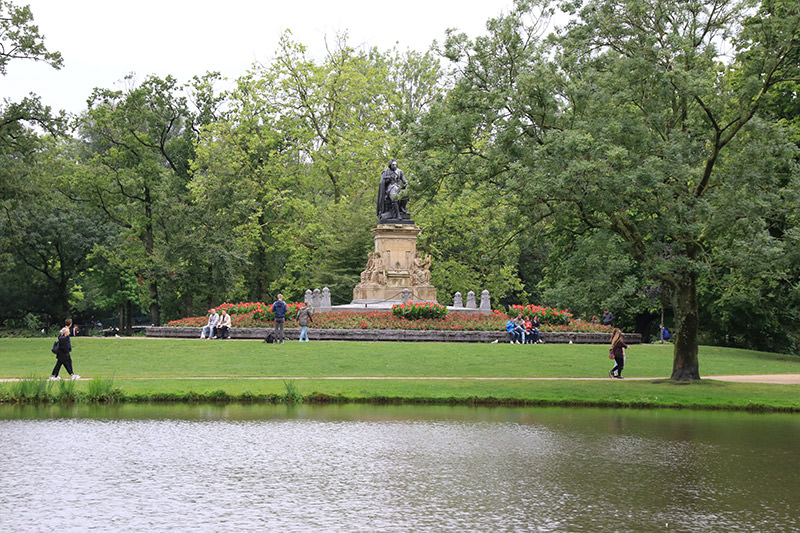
217,309,232,339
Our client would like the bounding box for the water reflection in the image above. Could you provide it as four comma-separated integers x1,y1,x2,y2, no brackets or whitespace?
1,405,798,532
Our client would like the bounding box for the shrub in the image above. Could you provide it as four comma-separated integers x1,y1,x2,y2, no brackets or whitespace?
392,301,448,320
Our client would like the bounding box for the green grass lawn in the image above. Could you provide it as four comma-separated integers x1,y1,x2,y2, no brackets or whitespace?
1,337,799,410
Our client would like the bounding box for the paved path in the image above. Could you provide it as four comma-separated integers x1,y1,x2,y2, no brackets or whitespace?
702,374,800,384
3,374,800,383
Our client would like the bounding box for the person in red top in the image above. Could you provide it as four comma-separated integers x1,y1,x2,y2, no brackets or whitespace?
609,328,628,379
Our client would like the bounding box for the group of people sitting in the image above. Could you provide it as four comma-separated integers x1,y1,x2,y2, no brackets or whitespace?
200,308,232,339
505,314,543,344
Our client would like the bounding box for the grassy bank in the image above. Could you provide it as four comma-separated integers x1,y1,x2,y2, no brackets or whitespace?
1,338,799,411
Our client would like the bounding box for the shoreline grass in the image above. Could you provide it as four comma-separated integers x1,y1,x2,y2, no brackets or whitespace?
1,338,799,411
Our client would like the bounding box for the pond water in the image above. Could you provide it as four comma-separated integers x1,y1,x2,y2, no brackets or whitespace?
1,404,798,532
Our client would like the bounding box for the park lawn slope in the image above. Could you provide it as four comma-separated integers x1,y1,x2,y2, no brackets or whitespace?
1,338,799,410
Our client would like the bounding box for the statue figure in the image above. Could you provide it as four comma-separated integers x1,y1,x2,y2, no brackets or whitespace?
371,253,387,285
377,159,410,222
360,252,376,283
321,287,331,310
412,252,432,285
480,289,491,312
466,290,477,309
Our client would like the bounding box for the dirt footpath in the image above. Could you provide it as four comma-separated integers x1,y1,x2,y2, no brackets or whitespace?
704,374,800,384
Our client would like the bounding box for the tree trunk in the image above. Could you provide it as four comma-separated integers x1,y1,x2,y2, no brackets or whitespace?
149,280,160,326
121,301,133,336
184,295,194,319
670,273,701,380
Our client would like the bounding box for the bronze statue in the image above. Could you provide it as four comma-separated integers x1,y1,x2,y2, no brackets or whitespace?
377,159,411,223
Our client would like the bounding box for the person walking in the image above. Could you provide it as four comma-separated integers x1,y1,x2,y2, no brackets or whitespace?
609,327,628,379
297,302,313,342
272,294,288,344
49,319,80,381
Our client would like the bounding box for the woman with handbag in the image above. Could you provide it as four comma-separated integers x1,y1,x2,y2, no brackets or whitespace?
49,319,80,381
608,328,628,379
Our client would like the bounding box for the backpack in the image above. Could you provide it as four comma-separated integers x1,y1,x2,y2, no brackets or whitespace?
51,339,59,355
264,333,275,344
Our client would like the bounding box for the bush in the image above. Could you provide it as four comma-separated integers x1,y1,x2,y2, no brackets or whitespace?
392,301,448,320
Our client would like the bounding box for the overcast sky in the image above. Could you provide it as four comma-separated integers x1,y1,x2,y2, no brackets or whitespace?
4,0,515,115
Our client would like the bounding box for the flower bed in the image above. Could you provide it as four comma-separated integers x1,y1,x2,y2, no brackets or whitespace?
507,304,573,326
167,302,613,333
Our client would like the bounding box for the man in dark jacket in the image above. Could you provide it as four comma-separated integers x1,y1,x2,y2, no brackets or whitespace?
272,294,288,344
50,318,80,381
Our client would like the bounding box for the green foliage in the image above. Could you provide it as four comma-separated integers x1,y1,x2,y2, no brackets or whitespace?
392,301,448,320
282,379,302,404
413,0,800,369
0,0,62,75
85,377,122,403
3,3,800,362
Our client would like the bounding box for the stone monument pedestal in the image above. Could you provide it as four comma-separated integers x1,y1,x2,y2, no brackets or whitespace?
352,224,437,303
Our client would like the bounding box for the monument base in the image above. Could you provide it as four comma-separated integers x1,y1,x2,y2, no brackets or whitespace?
351,285,438,302
352,224,437,304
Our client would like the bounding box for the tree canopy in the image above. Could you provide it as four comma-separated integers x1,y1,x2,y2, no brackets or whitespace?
2,0,800,379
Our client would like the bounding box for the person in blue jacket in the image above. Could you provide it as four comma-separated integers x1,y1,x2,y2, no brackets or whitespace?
506,318,520,344
659,324,671,343
272,294,288,344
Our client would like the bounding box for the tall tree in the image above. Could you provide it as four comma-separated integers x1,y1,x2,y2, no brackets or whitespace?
415,0,800,378
74,75,199,327
0,0,72,327
192,34,444,304
0,0,65,193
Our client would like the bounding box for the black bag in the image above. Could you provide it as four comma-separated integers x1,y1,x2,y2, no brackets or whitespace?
264,333,275,344
51,339,59,355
